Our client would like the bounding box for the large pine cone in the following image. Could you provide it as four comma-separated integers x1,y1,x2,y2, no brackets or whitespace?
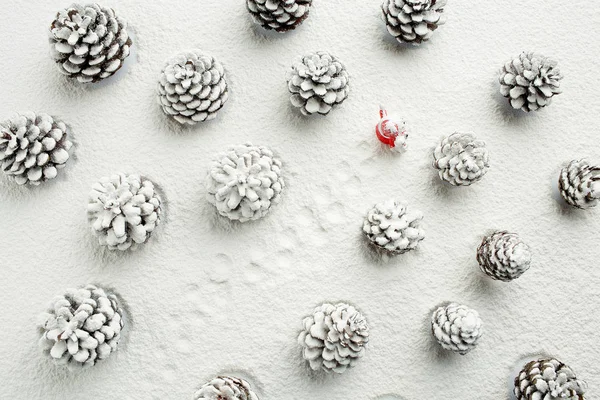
477,231,531,282
49,3,132,84
287,51,350,116
247,0,312,32
433,132,489,186
431,303,483,355
87,173,162,251
0,112,73,185
514,358,587,400
298,302,369,374
559,159,600,209
194,376,259,400
38,284,124,368
382,0,447,45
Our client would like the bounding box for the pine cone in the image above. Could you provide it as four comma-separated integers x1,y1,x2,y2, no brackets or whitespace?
194,376,259,400
287,51,350,116
206,143,284,222
298,302,369,374
433,132,489,186
87,173,162,251
0,112,73,185
382,0,447,45
499,52,563,112
431,303,483,355
559,159,600,209
49,3,132,84
157,51,229,125
38,284,123,368
477,231,532,282
514,358,587,400
363,199,425,254
247,0,312,32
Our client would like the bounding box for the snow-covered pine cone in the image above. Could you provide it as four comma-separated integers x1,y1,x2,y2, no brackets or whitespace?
382,0,447,45
431,303,483,355
287,51,350,116
87,173,162,251
559,159,600,209
0,112,73,185
514,358,587,400
247,0,312,32
206,143,284,222
194,376,259,400
499,52,563,112
477,231,532,282
49,3,132,84
157,51,229,125
363,199,425,254
298,302,369,374
38,284,123,368
433,132,489,186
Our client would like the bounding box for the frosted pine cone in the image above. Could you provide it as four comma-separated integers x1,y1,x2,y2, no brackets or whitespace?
87,173,162,251
298,302,369,374
287,51,350,116
514,358,587,400
247,0,312,32
206,143,284,222
431,303,483,355
433,132,489,186
500,52,563,112
0,112,73,185
477,231,532,282
382,0,447,45
559,160,600,209
49,3,132,84
194,376,259,400
38,284,123,368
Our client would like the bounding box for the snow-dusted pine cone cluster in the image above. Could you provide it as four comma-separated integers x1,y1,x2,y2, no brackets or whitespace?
431,303,483,355
298,303,369,374
158,51,229,125
433,132,489,186
0,112,73,185
38,285,123,368
559,159,600,210
194,376,259,400
287,51,350,116
477,231,532,282
499,52,563,112
87,173,162,251
247,0,312,32
49,3,132,84
514,358,587,400
382,0,447,45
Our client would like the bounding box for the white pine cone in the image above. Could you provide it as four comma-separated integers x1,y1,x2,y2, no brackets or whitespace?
38,284,123,368
206,143,284,222
363,199,425,254
433,132,489,186
287,51,350,116
0,112,73,185
499,52,563,112
194,376,259,400
477,231,532,282
87,173,162,251
431,303,483,355
559,159,600,209
247,0,312,32
157,51,229,125
49,3,132,84
514,358,587,400
298,302,369,374
382,0,447,45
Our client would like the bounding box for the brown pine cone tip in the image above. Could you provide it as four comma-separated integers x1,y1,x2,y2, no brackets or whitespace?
514,358,587,400
247,0,313,32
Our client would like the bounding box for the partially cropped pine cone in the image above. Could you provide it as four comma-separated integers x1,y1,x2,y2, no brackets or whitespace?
433,132,489,186
431,303,483,355
38,284,123,368
247,0,312,32
0,112,73,185
87,173,162,251
298,302,369,374
158,51,229,125
514,358,587,400
477,231,532,282
559,159,600,209
382,0,447,45
49,3,132,84
287,51,350,116
194,376,259,400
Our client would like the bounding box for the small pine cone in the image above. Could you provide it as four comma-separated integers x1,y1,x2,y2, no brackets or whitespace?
87,173,162,251
477,231,532,282
157,51,229,125
363,199,425,254
433,132,489,186
559,159,600,209
38,284,124,368
431,303,483,355
0,112,73,185
206,143,284,222
247,0,312,32
49,3,132,84
499,52,563,112
514,358,587,400
194,376,259,400
287,51,350,116
382,0,447,45
298,302,369,374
